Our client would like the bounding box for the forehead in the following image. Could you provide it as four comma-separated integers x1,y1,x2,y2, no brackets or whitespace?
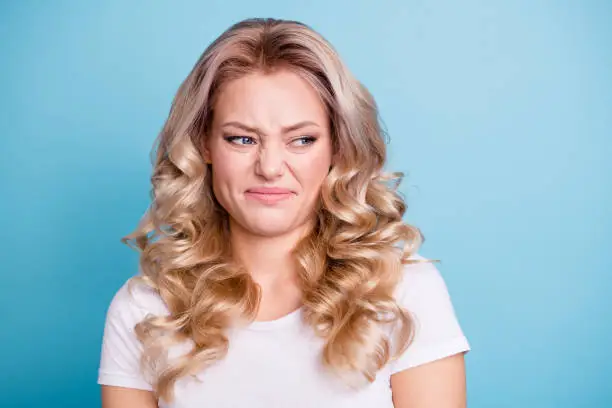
212,70,328,129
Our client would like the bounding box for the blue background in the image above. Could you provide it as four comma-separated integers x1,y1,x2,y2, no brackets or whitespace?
1,1,610,407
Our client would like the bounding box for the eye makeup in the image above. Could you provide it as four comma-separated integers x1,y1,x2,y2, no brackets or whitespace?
223,135,257,145
222,134,319,148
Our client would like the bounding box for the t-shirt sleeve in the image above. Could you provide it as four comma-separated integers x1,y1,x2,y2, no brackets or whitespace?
389,255,471,374
98,279,162,391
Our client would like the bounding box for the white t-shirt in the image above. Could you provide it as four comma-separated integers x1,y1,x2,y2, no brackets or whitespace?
98,253,471,408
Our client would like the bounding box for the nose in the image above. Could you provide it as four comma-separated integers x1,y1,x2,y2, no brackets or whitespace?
254,142,285,180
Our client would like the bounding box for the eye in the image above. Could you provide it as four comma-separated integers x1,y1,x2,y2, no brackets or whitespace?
224,136,257,146
290,136,317,147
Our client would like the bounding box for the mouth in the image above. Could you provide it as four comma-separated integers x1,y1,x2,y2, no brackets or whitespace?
244,188,295,205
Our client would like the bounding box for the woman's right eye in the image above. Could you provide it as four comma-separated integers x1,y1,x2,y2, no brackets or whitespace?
224,136,257,145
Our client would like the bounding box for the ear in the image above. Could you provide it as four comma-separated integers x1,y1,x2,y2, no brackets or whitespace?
330,151,340,168
202,138,212,164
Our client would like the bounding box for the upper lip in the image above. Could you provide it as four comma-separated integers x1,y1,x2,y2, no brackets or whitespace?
246,187,294,194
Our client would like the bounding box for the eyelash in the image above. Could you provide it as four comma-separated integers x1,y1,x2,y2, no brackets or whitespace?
223,135,318,147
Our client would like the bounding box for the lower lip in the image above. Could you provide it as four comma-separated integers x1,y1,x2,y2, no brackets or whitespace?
245,192,294,204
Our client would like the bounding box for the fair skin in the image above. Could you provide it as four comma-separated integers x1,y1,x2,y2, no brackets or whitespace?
102,69,467,408
203,69,333,320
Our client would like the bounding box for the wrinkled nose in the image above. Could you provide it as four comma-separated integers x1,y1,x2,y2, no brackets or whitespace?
254,144,285,180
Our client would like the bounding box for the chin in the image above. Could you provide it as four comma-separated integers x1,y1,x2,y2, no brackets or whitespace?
246,222,295,238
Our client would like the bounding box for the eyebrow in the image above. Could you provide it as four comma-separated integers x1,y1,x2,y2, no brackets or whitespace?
220,121,320,136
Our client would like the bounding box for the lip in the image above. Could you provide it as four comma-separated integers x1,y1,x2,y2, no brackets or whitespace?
245,187,294,205
246,187,293,194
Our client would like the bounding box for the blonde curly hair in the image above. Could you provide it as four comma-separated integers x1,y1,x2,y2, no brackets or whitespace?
122,17,430,403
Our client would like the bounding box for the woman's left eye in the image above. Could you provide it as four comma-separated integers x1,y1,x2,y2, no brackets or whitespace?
291,136,317,146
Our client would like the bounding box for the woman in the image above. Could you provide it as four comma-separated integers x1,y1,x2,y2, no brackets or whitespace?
98,17,471,408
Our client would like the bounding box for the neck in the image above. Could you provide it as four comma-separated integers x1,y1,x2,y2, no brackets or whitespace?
229,219,314,285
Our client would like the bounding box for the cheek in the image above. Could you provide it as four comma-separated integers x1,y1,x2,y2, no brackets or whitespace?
295,153,331,192
210,152,250,193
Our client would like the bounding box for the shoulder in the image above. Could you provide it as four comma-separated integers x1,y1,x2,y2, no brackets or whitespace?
392,252,463,324
389,252,471,372
106,276,170,322
393,252,449,298
98,276,169,391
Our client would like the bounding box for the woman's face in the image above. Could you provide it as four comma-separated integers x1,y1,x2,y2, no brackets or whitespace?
205,69,333,238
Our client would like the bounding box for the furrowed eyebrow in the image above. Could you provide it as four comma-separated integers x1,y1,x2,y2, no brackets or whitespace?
281,121,320,133
220,121,320,136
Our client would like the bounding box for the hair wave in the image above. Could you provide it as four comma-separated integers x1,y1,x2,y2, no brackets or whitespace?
122,18,430,403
